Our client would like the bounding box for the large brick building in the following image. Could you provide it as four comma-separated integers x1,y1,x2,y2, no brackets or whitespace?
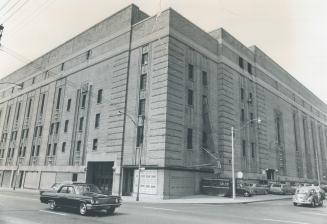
0,5,326,199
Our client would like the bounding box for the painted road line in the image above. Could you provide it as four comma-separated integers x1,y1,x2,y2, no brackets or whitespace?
301,211,327,216
39,210,67,216
263,218,311,224
143,206,182,212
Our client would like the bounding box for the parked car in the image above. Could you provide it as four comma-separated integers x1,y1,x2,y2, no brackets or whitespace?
40,183,122,215
247,183,269,195
293,187,323,207
281,184,296,195
224,187,252,197
269,183,284,194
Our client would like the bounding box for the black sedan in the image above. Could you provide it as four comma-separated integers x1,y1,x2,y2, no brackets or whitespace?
40,183,122,215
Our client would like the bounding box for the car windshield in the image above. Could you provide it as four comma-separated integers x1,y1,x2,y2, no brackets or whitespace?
273,184,281,187
296,188,311,194
74,185,102,194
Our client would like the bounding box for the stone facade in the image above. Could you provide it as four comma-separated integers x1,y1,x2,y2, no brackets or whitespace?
0,5,327,199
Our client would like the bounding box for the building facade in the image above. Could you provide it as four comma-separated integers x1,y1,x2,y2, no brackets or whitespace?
0,5,327,199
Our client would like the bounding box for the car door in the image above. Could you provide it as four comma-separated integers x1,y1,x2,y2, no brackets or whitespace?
57,186,68,207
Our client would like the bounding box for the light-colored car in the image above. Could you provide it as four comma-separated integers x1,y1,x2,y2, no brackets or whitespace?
269,183,283,194
247,183,269,195
293,187,323,207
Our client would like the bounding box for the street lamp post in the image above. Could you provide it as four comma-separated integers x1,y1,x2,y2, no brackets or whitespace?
231,118,261,200
118,111,144,201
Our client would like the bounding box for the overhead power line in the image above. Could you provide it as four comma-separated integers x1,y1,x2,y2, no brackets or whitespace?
0,0,12,13
0,0,23,18
1,0,31,24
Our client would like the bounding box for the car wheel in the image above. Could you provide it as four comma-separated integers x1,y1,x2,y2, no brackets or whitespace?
244,192,250,197
106,207,115,215
293,202,297,206
49,200,57,210
79,202,87,216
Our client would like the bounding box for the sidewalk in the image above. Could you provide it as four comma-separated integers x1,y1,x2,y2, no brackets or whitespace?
0,188,292,204
122,194,292,204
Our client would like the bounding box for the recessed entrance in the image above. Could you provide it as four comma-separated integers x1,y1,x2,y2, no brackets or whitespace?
86,162,114,195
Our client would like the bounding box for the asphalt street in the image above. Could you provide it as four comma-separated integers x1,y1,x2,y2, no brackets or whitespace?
0,191,326,224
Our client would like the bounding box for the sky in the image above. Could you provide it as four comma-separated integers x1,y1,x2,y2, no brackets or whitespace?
0,0,326,103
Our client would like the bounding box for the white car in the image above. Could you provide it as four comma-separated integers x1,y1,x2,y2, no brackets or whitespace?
293,187,323,207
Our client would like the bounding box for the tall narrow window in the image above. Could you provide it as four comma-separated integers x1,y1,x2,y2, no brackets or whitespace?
36,145,40,156
76,141,81,152
239,56,244,69
242,140,246,157
202,132,208,148
202,71,207,86
62,142,66,152
79,117,84,132
251,142,255,158
241,108,245,122
276,116,281,145
47,144,51,156
38,126,43,137
95,113,100,128
97,89,103,104
188,89,193,106
34,127,38,137
187,128,193,149
141,53,148,65
293,112,299,151
241,88,244,100
250,112,254,125
60,63,64,71
93,139,98,151
16,102,21,121
64,120,69,132
55,122,60,134
56,88,62,110
138,99,145,115
188,64,194,81
140,74,147,90
40,93,45,114
248,63,252,74
67,99,71,111
53,143,57,156
136,126,144,147
6,106,11,125
27,98,32,117
81,94,86,108
50,123,54,135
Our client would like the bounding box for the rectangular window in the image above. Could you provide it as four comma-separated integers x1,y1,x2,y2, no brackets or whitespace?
248,63,252,74
27,98,32,117
93,139,98,151
250,112,254,125
62,142,66,153
141,53,148,65
64,120,69,132
67,99,71,111
241,88,244,100
241,109,245,122
140,74,147,90
22,147,26,157
79,117,84,132
76,141,81,152
187,128,193,149
16,102,21,121
56,88,62,110
55,122,60,134
188,64,194,81
36,145,40,156
239,56,244,69
25,129,29,138
34,127,38,137
202,132,208,148
86,50,92,60
202,95,208,105
136,126,144,147
95,113,100,128
202,71,207,86
60,63,64,71
248,92,253,104
53,143,57,156
72,173,78,182
47,144,51,156
40,94,45,114
188,89,193,106
6,106,11,125
242,140,246,157
138,99,145,115
251,142,255,158
276,116,281,145
38,126,43,137
97,89,102,104
11,148,14,157
50,123,54,135
81,94,86,108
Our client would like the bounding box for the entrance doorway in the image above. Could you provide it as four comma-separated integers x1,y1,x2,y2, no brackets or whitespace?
266,169,275,180
86,162,114,195
122,168,134,196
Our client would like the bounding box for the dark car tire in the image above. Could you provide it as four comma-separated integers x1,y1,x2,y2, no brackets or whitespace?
106,207,115,215
293,202,297,206
49,200,57,210
79,202,88,216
